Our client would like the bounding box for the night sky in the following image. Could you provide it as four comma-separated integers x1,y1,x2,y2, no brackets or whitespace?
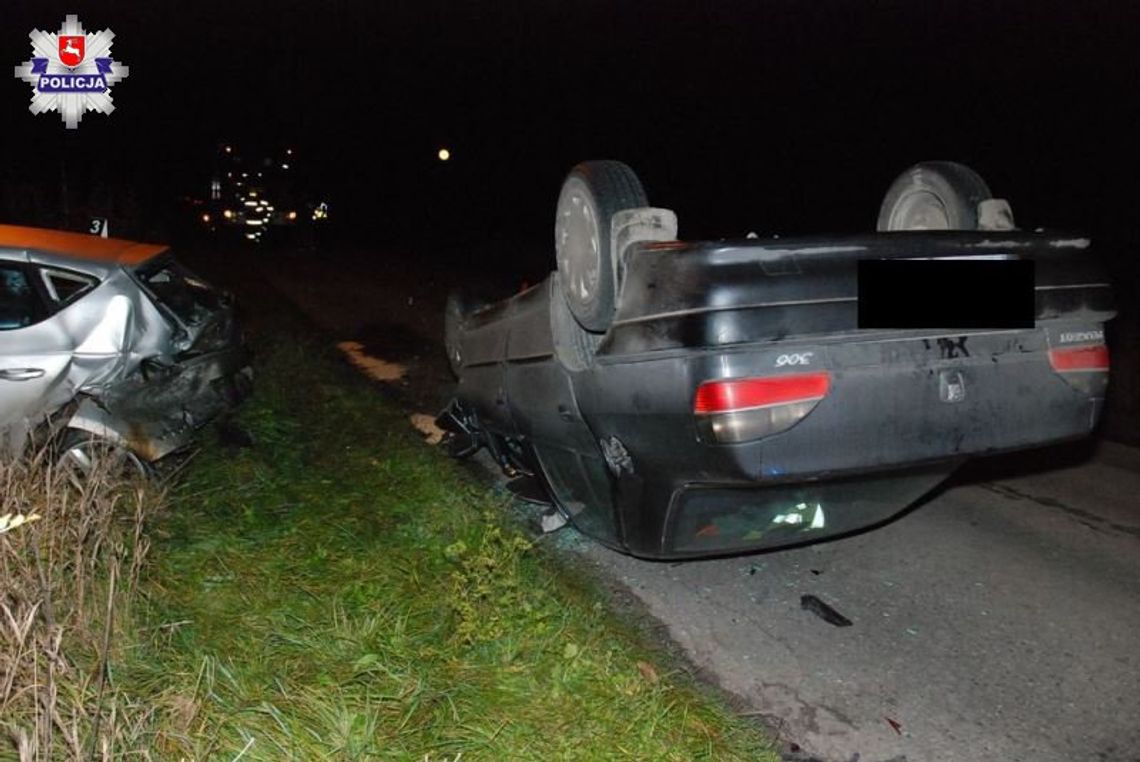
3,1,1138,249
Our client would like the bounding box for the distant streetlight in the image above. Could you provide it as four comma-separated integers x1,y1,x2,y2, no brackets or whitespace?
438,148,451,162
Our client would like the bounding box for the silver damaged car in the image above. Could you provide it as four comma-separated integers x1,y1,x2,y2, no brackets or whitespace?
0,225,251,472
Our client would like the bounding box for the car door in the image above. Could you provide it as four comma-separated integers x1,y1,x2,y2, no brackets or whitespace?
0,259,77,449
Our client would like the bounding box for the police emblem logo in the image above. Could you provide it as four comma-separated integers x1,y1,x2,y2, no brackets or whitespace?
14,14,129,129
58,35,85,67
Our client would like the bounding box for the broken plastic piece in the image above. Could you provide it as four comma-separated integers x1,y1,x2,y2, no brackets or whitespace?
539,508,569,534
800,594,853,627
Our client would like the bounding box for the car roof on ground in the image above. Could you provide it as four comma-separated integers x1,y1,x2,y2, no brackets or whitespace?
0,224,168,266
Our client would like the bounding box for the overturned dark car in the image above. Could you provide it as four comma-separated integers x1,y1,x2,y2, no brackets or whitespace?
0,225,251,474
439,161,1113,559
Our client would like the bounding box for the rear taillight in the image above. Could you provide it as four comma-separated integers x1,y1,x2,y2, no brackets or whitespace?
1048,345,1109,372
694,373,831,444
1048,344,1109,398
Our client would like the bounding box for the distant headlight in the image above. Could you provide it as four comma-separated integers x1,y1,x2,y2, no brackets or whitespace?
287,211,297,221
201,213,211,223
223,209,234,219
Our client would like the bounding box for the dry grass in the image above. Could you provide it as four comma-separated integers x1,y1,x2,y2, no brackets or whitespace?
0,442,162,760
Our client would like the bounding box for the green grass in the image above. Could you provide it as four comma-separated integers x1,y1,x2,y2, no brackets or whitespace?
122,328,778,760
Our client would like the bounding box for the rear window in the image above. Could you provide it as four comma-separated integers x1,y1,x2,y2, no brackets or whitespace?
40,267,98,307
135,259,220,326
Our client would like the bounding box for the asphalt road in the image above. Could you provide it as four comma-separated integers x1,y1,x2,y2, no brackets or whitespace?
251,245,1140,762
570,443,1140,762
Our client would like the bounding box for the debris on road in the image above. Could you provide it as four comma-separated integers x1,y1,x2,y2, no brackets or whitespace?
336,340,407,381
539,508,569,534
885,716,903,735
410,413,445,444
800,594,854,627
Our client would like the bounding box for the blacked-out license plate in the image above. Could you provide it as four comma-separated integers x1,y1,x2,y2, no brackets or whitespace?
857,258,1035,329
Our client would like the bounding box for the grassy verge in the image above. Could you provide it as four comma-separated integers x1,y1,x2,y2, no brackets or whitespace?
120,324,777,760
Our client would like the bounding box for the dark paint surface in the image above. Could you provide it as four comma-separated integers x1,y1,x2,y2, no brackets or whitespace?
450,232,1111,557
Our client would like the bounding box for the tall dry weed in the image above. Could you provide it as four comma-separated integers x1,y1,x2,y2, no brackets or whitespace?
0,442,162,760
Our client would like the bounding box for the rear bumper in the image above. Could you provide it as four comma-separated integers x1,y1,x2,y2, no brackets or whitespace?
586,330,1102,470
571,329,1105,557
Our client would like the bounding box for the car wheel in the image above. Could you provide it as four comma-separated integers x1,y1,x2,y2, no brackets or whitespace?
58,429,151,485
555,160,648,332
876,161,994,231
550,273,603,372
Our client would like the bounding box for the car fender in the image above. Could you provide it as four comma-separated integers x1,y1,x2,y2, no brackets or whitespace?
66,395,181,462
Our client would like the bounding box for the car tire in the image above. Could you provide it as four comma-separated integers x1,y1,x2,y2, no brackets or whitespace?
555,161,648,332
549,273,603,372
877,161,994,231
57,429,151,484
